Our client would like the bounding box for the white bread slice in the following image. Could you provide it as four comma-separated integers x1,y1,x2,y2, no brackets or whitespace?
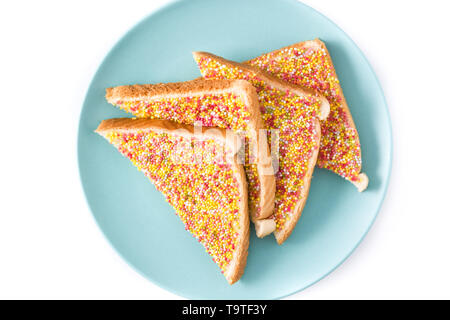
247,39,368,191
105,79,275,222
96,118,249,284
193,52,329,244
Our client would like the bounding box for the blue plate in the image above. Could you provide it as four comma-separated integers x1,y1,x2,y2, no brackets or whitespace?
78,0,392,299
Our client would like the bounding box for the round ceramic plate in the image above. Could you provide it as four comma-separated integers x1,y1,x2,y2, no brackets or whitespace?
78,0,392,299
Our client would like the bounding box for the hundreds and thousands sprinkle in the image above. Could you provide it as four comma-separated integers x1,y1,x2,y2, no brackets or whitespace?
112,92,263,217
248,44,362,182
195,55,321,232
105,129,241,271
115,93,251,132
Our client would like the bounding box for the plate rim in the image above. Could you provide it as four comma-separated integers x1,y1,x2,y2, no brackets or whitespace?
77,0,393,299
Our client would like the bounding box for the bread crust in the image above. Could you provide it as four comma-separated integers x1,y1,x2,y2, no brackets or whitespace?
246,39,368,191
224,158,249,284
107,79,248,103
193,52,328,243
96,118,249,284
106,79,276,220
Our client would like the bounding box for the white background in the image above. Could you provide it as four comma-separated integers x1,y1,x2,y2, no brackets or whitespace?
1,0,449,300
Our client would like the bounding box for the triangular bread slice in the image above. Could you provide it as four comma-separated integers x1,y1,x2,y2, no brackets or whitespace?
105,79,275,223
96,118,249,284
247,39,368,192
193,52,330,244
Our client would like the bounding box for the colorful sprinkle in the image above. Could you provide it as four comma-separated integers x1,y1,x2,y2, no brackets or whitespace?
115,93,251,132
111,89,265,217
195,55,321,231
105,129,241,271
248,44,362,182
